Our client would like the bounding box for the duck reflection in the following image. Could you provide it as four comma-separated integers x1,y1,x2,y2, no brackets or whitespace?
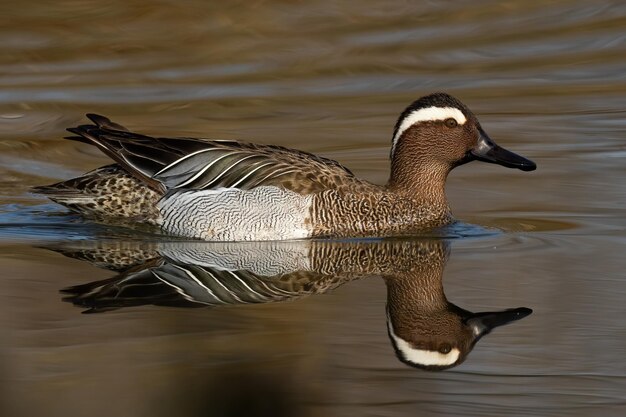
53,239,531,370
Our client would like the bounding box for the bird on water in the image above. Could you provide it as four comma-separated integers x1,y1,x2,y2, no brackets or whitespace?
34,93,536,241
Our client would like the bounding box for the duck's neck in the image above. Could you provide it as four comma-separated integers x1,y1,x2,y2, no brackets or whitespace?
384,255,450,329
385,152,451,207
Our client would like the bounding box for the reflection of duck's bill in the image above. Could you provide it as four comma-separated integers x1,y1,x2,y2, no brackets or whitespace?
469,129,537,171
465,307,533,337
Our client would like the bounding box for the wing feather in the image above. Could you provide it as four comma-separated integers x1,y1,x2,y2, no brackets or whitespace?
66,114,374,194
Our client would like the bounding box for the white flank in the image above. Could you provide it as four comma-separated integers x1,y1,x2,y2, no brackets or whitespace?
157,241,312,276
391,106,467,157
158,186,313,241
387,315,460,367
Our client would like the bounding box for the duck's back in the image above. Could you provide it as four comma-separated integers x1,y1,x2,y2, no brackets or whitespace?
34,114,377,238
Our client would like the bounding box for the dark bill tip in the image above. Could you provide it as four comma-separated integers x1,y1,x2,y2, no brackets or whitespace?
472,145,537,171
471,130,537,171
466,307,533,335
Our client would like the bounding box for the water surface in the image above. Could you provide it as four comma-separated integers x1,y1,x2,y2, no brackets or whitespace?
1,1,625,416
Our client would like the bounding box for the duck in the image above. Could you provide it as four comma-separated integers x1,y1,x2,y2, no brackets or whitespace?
34,92,536,241
56,239,532,370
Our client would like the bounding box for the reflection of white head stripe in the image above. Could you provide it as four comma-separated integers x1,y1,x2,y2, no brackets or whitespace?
387,314,460,366
391,106,467,157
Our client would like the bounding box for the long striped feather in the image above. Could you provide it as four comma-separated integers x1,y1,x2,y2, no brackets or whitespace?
64,114,371,195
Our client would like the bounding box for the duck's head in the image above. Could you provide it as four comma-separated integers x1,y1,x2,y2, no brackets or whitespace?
390,93,536,175
387,305,532,371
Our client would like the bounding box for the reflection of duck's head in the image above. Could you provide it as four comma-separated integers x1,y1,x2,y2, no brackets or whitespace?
387,305,531,371
383,241,531,370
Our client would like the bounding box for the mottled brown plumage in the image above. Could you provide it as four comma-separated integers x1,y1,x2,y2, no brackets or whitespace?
33,165,161,222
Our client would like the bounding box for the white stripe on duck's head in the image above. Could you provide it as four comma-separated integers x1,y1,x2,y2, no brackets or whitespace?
390,92,536,172
387,306,532,371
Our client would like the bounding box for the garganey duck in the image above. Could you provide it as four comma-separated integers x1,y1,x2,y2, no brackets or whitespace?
34,93,536,240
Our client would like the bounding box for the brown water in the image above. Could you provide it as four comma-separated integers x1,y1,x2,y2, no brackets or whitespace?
1,0,625,416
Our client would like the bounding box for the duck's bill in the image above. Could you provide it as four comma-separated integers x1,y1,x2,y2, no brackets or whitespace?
465,307,533,337
470,129,536,171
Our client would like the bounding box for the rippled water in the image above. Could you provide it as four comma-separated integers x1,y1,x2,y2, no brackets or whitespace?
1,1,625,416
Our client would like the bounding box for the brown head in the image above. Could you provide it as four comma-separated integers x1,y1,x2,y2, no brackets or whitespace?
387,93,536,196
387,303,532,371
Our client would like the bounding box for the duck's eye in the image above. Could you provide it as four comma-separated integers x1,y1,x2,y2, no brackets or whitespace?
438,343,452,354
444,118,458,128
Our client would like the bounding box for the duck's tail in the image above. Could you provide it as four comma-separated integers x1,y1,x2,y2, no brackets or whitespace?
32,164,162,221
63,114,169,192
